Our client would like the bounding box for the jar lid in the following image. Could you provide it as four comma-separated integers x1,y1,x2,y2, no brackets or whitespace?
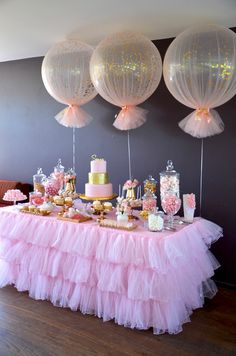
144,175,157,184
166,160,175,172
160,160,179,177
143,189,157,199
54,159,64,173
34,168,46,178
37,168,43,174
66,168,76,176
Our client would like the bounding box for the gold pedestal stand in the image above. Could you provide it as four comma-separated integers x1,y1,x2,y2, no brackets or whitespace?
79,193,118,221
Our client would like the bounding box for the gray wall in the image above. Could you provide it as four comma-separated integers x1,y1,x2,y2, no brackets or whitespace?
0,35,235,286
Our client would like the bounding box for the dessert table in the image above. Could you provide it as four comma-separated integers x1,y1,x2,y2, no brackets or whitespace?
0,206,222,334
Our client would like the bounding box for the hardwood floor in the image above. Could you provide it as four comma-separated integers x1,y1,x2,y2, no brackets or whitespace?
0,286,235,356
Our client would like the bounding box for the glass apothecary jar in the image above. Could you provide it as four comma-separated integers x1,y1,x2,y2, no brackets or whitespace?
142,189,157,212
43,175,60,197
29,191,44,206
161,190,181,229
159,160,180,200
148,210,164,232
33,168,46,195
53,159,65,191
143,175,157,194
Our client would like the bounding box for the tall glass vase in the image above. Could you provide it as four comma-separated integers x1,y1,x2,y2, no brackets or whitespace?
126,187,135,199
161,191,181,230
167,212,174,229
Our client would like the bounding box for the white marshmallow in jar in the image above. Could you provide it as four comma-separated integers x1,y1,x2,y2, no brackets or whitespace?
148,210,164,232
159,160,180,200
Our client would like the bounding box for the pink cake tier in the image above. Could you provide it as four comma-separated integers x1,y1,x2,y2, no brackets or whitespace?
91,159,106,173
85,157,113,198
85,183,113,198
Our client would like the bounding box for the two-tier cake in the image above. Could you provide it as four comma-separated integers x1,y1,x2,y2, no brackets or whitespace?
85,156,113,198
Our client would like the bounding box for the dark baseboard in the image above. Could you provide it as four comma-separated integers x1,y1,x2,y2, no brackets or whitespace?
215,280,236,290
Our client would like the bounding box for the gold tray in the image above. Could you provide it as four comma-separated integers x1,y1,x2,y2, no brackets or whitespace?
79,193,118,201
20,209,51,216
99,219,137,231
57,216,92,223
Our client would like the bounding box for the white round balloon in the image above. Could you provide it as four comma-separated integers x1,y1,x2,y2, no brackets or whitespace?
163,24,236,138
90,31,162,130
42,40,97,128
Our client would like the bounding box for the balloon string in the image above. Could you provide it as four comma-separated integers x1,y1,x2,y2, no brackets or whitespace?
127,130,132,180
199,138,204,217
72,127,76,172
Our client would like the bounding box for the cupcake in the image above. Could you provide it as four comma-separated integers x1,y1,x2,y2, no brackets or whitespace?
40,207,49,215
53,196,64,206
29,205,36,212
39,202,53,212
104,202,112,211
65,197,73,206
68,207,76,218
93,200,102,211
20,205,29,212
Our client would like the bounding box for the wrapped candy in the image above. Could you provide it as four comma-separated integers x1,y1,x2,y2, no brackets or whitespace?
144,175,157,194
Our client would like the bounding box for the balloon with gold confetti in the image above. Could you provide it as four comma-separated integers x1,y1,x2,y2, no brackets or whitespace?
90,31,162,130
163,24,236,138
42,40,97,128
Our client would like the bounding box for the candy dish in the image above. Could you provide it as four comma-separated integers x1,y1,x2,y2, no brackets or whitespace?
57,208,92,223
3,189,27,204
57,215,92,223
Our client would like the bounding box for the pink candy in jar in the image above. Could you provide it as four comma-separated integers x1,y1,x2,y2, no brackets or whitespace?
161,193,181,215
43,176,60,197
142,190,157,211
161,192,181,229
53,159,65,191
29,192,44,206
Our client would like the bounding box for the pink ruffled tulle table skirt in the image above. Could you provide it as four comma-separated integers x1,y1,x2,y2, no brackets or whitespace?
0,207,222,334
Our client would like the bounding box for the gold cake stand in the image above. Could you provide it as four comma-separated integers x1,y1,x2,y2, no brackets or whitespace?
79,193,118,201
79,193,118,221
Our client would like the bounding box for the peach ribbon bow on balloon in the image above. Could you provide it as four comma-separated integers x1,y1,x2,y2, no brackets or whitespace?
179,108,224,138
55,105,93,128
163,24,236,138
113,105,148,130
90,31,162,131
195,108,211,123
42,39,97,129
